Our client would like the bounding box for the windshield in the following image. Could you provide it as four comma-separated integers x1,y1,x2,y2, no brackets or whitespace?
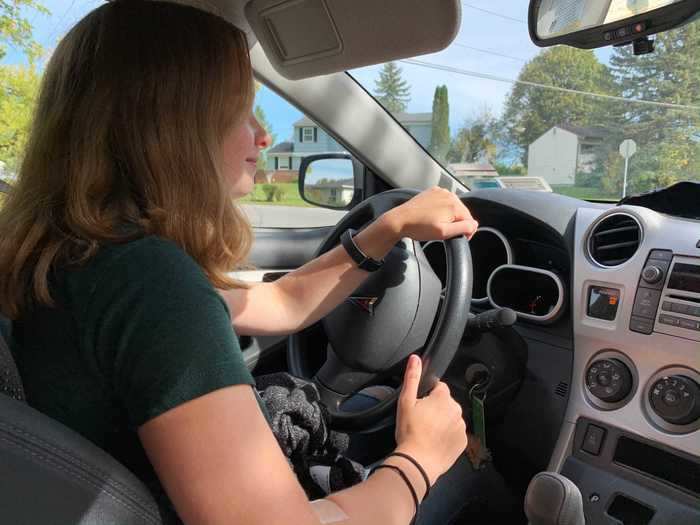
349,1,700,200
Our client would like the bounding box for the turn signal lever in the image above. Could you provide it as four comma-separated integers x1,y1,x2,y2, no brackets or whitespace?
466,307,517,334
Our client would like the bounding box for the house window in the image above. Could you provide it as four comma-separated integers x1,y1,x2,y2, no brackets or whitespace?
302,127,316,143
580,144,595,154
278,156,290,169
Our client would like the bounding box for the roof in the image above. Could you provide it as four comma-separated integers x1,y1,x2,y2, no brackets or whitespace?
557,123,609,139
293,116,318,127
394,112,432,124
268,141,294,154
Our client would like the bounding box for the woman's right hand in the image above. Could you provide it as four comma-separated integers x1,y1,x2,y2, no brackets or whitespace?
394,354,468,486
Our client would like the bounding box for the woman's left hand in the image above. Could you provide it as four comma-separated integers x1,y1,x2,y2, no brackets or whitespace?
384,187,479,241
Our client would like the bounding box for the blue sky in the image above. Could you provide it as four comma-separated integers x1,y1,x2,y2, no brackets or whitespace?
2,0,612,146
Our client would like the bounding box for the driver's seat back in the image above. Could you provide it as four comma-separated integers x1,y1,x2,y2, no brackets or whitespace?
0,317,164,524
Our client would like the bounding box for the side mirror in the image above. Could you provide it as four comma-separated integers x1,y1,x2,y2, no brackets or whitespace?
529,0,700,52
298,154,363,210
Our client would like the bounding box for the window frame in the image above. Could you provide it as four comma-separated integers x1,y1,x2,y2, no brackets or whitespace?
277,156,290,170
302,127,315,143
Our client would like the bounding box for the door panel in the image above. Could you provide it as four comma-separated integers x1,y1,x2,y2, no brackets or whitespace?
247,226,331,269
235,226,331,370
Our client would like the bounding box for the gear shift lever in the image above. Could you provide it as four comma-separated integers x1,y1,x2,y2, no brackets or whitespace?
524,472,585,525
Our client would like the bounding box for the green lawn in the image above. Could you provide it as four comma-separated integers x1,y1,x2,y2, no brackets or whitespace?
551,185,618,201
240,182,313,207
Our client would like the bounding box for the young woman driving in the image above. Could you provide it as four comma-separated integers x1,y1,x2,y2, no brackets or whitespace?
0,2,479,524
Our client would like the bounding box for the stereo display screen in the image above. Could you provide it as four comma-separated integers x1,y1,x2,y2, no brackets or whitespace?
668,263,700,294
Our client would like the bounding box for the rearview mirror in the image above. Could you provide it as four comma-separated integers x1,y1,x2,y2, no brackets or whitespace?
298,154,362,210
529,0,700,51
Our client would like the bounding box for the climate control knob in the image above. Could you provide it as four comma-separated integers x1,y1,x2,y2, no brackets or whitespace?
649,375,700,426
586,359,633,403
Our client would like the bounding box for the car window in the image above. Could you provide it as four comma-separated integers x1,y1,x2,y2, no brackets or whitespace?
242,84,348,228
349,1,700,201
0,1,348,228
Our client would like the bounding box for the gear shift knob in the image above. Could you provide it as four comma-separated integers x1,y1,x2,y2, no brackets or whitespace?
524,472,585,525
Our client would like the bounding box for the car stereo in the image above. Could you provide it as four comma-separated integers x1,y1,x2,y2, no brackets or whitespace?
629,251,700,341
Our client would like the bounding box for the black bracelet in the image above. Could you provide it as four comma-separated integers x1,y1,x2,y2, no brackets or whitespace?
369,464,419,524
387,452,431,500
340,228,384,272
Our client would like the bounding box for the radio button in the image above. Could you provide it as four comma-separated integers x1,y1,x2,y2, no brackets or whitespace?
642,265,663,284
640,260,670,290
679,318,700,331
649,250,673,261
630,316,654,334
672,303,690,314
632,288,661,318
659,314,681,327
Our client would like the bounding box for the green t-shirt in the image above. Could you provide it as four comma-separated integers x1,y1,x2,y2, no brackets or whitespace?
12,236,256,521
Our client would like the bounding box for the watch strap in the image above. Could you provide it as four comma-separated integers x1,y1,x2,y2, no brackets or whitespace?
340,228,384,272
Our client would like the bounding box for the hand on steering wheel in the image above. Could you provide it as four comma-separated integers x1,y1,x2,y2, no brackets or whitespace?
288,188,474,431
385,187,478,242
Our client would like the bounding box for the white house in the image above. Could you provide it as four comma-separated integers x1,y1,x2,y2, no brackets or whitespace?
305,180,355,207
527,124,607,186
393,112,432,149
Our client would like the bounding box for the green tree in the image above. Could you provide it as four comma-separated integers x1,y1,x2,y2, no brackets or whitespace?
448,108,497,164
492,161,527,176
0,0,47,178
601,23,700,195
0,0,48,62
0,64,41,174
374,62,411,114
429,85,450,163
500,47,617,164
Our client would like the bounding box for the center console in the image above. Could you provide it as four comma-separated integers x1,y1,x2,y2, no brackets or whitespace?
560,417,700,525
549,206,700,524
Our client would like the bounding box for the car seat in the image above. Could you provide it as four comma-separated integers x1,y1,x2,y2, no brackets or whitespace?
0,318,163,524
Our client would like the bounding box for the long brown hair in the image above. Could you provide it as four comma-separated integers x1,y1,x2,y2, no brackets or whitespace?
0,1,254,319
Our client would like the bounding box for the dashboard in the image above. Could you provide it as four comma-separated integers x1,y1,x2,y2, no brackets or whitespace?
445,189,700,524
423,215,570,323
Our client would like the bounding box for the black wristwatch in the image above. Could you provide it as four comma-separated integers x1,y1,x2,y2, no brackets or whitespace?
340,228,384,272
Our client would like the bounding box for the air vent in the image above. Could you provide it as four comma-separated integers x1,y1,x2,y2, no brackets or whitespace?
555,381,569,398
588,213,642,267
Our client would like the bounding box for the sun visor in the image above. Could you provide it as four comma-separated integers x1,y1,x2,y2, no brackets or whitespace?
245,0,461,80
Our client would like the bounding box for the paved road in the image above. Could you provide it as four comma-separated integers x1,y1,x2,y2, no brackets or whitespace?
241,204,346,228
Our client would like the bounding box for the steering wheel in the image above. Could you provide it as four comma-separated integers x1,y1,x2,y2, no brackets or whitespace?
288,189,473,431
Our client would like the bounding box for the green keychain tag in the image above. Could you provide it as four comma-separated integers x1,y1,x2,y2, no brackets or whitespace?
470,387,487,450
